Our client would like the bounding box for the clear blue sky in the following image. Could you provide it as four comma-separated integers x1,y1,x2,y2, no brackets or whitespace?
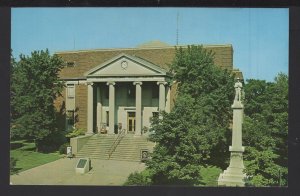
11,8,288,82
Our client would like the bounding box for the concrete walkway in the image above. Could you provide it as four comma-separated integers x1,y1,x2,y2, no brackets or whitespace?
10,158,146,185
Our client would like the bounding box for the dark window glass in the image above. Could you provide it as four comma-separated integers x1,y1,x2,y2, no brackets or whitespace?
66,61,75,67
106,111,109,126
66,111,74,131
152,84,159,98
152,112,159,118
105,86,109,99
128,85,136,99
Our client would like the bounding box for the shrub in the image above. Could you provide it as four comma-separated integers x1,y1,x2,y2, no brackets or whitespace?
59,143,70,154
10,142,23,150
10,157,18,174
198,166,222,186
36,130,67,153
65,128,85,138
124,170,152,186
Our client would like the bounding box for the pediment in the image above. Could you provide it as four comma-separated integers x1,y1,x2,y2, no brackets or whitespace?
84,53,168,77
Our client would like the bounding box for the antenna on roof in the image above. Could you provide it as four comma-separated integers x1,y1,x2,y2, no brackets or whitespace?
176,11,179,46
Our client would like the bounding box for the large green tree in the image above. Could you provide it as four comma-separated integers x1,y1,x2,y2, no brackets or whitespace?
11,50,65,152
243,73,288,186
146,45,235,185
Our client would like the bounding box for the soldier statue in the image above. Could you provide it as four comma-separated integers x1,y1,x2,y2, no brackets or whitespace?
234,78,243,102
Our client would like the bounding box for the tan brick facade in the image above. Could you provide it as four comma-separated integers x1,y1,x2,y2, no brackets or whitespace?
75,84,87,129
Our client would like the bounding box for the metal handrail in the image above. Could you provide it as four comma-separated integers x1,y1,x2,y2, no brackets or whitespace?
108,129,126,159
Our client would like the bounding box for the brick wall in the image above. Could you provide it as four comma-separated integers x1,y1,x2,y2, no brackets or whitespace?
75,84,87,130
54,84,88,131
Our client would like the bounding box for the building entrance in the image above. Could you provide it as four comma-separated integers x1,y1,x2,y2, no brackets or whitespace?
127,112,136,133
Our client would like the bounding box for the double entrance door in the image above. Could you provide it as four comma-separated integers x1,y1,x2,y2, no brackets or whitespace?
127,112,136,133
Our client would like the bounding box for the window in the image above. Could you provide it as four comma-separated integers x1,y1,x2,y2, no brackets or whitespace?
67,85,75,98
106,111,109,126
105,86,109,99
66,111,75,131
66,61,75,67
152,112,159,118
152,84,159,98
128,85,136,99
66,84,75,111
150,111,159,122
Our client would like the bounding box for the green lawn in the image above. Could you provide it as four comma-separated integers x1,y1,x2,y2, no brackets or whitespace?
198,165,222,186
10,140,62,175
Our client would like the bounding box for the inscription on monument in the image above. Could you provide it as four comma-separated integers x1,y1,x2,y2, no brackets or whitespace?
77,159,87,168
141,149,149,161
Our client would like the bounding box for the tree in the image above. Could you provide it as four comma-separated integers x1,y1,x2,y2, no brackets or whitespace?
11,49,65,152
146,45,235,185
243,73,288,186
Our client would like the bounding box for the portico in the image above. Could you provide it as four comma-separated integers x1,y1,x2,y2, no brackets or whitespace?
84,53,171,136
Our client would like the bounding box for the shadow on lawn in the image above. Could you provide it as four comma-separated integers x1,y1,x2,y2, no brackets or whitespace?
10,142,24,150
10,167,23,175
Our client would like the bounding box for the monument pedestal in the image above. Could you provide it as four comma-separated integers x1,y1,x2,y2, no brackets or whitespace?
218,151,246,187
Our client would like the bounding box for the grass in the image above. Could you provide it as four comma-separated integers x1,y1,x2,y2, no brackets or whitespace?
199,165,222,186
10,140,62,175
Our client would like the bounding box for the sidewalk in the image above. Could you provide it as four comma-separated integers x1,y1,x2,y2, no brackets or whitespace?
10,158,146,185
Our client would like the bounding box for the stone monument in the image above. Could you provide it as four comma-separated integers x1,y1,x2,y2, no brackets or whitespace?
76,158,91,174
218,78,246,187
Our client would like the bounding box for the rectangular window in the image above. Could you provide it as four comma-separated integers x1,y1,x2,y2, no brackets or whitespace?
152,84,159,98
152,112,159,118
106,111,109,126
66,111,75,131
66,61,75,67
67,85,75,98
105,86,109,99
66,84,75,111
150,111,159,122
127,85,136,99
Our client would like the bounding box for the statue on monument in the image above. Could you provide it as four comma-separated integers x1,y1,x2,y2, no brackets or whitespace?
234,78,243,102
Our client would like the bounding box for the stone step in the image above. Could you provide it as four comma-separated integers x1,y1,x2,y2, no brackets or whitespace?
76,153,141,160
109,157,140,162
76,134,154,161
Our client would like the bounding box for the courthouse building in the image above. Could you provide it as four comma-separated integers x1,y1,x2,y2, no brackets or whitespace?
54,41,242,137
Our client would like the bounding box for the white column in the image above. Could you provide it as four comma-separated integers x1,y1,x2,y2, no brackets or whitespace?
157,81,167,111
107,82,115,134
165,84,171,113
86,82,94,135
96,85,102,133
134,81,142,136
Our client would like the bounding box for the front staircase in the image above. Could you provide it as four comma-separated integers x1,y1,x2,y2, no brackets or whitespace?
76,134,155,162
